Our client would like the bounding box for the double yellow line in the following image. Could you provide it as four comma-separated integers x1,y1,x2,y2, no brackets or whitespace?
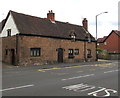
37,63,112,72
38,65,89,72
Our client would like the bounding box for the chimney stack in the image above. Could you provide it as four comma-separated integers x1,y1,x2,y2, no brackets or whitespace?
47,10,55,21
82,18,88,31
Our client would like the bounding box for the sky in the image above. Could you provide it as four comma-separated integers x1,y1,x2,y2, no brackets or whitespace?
0,0,119,38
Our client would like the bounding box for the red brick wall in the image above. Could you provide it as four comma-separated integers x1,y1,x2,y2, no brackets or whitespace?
2,36,17,64
2,35,96,66
97,32,120,53
106,32,120,53
17,36,96,66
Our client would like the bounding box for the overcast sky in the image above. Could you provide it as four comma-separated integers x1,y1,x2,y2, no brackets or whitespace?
0,0,119,38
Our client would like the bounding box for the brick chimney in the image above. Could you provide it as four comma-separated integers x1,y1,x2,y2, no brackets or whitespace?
47,10,55,21
82,18,88,31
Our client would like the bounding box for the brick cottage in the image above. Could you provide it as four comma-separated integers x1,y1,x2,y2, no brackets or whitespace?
0,10,96,66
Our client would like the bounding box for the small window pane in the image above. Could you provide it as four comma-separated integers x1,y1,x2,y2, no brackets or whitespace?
30,48,40,57
5,49,8,55
36,50,40,56
88,49,91,55
68,50,70,54
87,49,92,58
34,50,36,56
7,29,11,36
68,49,73,55
30,50,33,56
74,49,79,55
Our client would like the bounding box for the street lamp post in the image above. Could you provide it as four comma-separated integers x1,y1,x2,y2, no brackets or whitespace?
96,12,108,61
96,12,108,40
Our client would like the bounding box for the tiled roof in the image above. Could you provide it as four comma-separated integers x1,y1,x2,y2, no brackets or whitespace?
113,30,120,37
97,36,107,43
4,10,96,41
0,22,2,33
97,30,120,43
0,19,5,33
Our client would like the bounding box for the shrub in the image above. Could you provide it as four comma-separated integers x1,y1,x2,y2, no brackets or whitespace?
97,48,110,59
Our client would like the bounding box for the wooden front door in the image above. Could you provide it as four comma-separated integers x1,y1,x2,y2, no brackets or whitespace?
57,48,63,63
11,49,15,65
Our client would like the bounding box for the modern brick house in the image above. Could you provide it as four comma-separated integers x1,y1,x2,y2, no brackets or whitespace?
97,30,120,60
97,30,120,53
0,10,96,66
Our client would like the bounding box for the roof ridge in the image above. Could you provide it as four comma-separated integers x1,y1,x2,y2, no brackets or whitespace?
113,30,120,37
10,10,43,20
55,20,82,27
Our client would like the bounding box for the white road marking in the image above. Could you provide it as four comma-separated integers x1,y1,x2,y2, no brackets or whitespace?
88,87,117,97
62,83,95,92
0,84,34,92
63,83,117,97
80,86,95,92
88,87,106,95
104,70,118,73
62,74,94,81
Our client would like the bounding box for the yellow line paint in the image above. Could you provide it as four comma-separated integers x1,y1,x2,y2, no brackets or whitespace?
38,63,112,72
38,65,87,72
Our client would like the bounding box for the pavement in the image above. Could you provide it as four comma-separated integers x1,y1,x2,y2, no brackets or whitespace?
1,59,114,69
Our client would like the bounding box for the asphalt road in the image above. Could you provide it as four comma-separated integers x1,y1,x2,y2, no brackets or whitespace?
2,60,119,97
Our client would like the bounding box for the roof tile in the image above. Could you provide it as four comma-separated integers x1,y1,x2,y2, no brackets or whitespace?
8,11,95,41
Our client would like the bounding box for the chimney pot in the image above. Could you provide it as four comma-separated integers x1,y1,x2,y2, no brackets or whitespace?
82,18,88,31
47,10,55,21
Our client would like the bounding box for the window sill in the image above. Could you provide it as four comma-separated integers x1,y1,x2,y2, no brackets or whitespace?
87,55,92,58
68,55,74,59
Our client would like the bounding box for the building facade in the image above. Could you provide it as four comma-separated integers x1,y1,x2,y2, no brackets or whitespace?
97,30,120,53
97,30,120,60
1,10,96,66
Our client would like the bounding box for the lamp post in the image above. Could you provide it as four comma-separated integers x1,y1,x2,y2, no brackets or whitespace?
96,12,108,40
96,12,108,61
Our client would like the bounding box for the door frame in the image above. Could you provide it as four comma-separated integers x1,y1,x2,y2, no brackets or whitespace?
11,49,15,65
57,48,64,63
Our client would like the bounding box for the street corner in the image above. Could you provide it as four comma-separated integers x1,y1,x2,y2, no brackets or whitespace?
2,63,19,69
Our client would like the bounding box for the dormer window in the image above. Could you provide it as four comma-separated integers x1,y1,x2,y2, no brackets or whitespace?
88,37,91,43
7,29,11,36
85,33,91,43
69,30,76,42
71,35,76,39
